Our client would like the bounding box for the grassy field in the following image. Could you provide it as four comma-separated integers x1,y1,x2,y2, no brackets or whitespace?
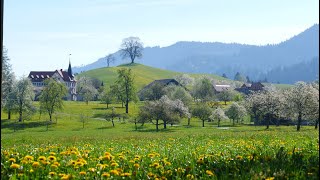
1,101,319,179
77,63,230,91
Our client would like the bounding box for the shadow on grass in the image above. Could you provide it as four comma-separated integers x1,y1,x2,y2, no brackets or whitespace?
130,127,176,133
92,107,109,110
1,120,55,131
96,126,114,130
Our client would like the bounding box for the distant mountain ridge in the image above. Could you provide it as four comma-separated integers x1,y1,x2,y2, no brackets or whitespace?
73,24,319,84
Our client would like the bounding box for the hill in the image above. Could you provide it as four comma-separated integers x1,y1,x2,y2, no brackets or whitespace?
73,24,319,84
77,63,291,91
77,63,230,91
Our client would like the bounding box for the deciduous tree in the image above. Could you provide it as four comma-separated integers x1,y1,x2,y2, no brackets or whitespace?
120,37,143,64
39,78,68,121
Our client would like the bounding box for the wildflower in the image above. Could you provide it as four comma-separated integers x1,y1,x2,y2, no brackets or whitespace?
148,172,154,178
8,158,16,163
49,172,56,176
10,163,20,169
110,169,119,176
151,162,160,168
134,163,140,169
186,174,194,179
206,170,214,176
111,162,119,167
197,157,204,164
51,164,58,169
79,171,86,175
61,174,72,180
165,161,171,166
236,155,243,160
53,161,60,166
24,155,34,161
265,177,275,180
30,169,34,173
32,162,40,168
88,168,96,172
38,156,46,161
49,152,56,156
148,153,155,158
48,156,56,161
102,172,111,178
121,172,131,177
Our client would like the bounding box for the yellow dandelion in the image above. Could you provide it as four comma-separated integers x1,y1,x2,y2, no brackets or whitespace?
51,164,58,169
110,169,119,176
24,155,34,161
38,156,46,161
32,162,40,168
10,163,20,169
265,177,275,180
206,170,214,176
8,158,16,163
48,156,56,161
121,172,131,177
165,161,171,166
102,172,110,177
236,155,243,160
49,172,56,176
49,152,56,156
111,162,119,167
148,172,154,177
88,168,96,172
30,169,34,173
197,157,204,164
53,161,60,166
186,174,194,179
79,171,86,175
104,152,111,156
134,163,140,169
148,153,155,158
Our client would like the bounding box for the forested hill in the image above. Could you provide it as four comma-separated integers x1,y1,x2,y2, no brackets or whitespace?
73,24,319,84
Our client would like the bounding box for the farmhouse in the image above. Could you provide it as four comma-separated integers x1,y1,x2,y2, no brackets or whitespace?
212,84,232,93
28,61,77,101
235,82,264,94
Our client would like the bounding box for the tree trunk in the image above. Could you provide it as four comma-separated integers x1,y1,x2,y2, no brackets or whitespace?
164,120,167,129
188,118,190,126
49,114,52,121
111,118,115,127
224,101,227,105
218,119,220,127
125,99,129,113
8,110,11,120
266,114,270,129
297,112,302,131
107,103,109,109
233,119,235,126
315,118,319,129
19,112,22,122
156,119,159,132
202,120,205,127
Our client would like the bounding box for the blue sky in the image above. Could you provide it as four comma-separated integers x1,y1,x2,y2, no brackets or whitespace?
4,0,319,78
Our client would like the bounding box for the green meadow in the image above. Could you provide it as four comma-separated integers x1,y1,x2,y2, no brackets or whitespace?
1,101,319,179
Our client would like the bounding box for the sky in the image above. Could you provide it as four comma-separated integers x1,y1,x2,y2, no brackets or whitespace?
3,0,319,78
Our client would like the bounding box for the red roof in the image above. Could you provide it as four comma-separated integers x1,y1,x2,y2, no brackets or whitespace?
28,70,75,82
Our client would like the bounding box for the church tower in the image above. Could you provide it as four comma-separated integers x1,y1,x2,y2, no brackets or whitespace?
67,55,74,79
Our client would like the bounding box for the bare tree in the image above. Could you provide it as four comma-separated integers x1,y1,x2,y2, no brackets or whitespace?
105,54,115,67
119,37,143,64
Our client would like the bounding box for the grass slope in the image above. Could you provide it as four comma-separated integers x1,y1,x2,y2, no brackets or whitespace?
77,63,228,91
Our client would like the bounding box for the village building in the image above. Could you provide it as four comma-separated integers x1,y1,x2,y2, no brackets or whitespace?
212,84,231,93
28,61,77,101
235,82,264,95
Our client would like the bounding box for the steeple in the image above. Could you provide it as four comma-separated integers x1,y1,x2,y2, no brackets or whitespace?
67,54,74,79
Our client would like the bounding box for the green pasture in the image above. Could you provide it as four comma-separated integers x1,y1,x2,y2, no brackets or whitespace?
1,101,319,179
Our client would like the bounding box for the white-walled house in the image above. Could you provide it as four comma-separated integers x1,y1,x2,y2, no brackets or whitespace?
28,62,77,101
